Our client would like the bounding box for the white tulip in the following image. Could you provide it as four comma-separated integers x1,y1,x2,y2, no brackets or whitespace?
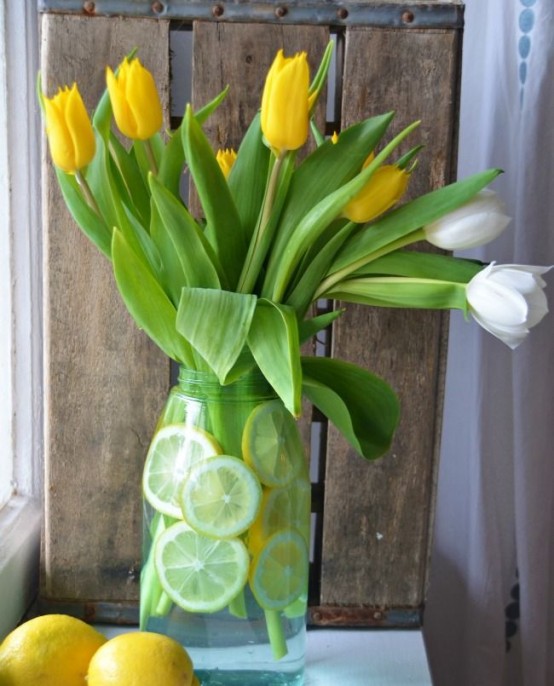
466,263,551,348
424,189,511,250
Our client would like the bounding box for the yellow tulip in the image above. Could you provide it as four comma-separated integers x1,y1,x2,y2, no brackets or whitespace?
343,164,410,224
43,83,96,173
261,49,310,153
216,148,237,178
106,57,163,140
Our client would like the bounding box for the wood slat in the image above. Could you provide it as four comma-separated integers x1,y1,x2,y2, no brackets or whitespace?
319,27,461,614
40,14,170,604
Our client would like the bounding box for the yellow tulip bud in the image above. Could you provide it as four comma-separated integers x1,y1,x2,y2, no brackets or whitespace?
216,148,237,178
261,49,310,153
43,83,96,173
331,131,339,144
343,164,410,224
106,57,163,140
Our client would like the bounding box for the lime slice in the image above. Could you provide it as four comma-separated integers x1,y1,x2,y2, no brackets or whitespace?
179,455,262,539
242,400,305,487
249,528,309,611
248,479,311,554
143,424,222,518
154,521,249,613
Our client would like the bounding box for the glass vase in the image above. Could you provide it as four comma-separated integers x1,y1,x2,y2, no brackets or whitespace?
141,367,310,685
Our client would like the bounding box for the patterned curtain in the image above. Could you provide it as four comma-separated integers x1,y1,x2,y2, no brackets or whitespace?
424,1,554,685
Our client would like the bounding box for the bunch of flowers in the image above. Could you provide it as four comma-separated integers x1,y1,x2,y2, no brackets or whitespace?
40,45,550,463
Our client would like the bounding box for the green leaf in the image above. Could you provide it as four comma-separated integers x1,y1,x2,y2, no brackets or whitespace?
227,113,271,241
301,356,400,461
108,133,151,227
325,276,469,312
149,174,222,290
286,219,356,314
55,169,112,258
298,308,345,344
157,128,185,200
176,288,257,384
265,117,418,301
262,113,394,296
352,250,484,283
329,169,502,276
182,105,246,289
149,202,187,306
111,229,194,365
247,300,302,417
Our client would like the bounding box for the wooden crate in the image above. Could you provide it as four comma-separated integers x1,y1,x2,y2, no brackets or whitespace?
38,1,463,627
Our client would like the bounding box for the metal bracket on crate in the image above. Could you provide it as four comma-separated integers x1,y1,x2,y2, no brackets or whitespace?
38,1,464,29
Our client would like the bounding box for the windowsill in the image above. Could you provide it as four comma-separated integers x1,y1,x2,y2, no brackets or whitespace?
0,495,41,639
97,625,433,685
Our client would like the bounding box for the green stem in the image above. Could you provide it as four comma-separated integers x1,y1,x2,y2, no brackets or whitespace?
140,512,171,629
237,151,287,294
265,610,288,660
75,170,102,217
314,227,426,300
144,138,159,176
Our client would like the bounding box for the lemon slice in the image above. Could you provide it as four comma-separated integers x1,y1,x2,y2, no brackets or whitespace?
249,528,309,611
242,400,305,487
143,424,222,518
154,521,249,613
248,478,311,554
179,455,262,539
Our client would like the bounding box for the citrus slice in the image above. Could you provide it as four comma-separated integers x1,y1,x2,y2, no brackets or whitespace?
179,455,262,539
154,521,249,613
143,424,222,518
248,478,311,554
242,400,305,487
249,528,309,611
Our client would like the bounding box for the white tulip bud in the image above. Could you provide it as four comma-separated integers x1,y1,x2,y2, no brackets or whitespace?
424,189,511,250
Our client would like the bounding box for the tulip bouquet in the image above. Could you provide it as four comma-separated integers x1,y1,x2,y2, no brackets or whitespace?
40,45,549,663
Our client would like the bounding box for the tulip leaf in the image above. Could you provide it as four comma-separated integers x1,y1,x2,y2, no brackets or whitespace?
55,169,112,258
298,308,345,344
227,113,271,241
176,288,257,384
247,299,302,417
352,251,484,283
182,105,246,290
157,129,186,200
265,120,420,301
111,229,194,366
108,133,151,226
149,174,223,291
301,356,400,461
329,168,502,276
149,202,187,306
286,219,355,314
86,132,161,277
325,276,469,312
262,113,394,295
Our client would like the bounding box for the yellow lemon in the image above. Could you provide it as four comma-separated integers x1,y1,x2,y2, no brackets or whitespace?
0,614,106,686
86,631,195,686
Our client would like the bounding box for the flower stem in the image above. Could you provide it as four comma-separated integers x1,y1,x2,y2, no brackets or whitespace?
75,170,102,217
144,139,159,175
265,610,288,660
237,151,287,294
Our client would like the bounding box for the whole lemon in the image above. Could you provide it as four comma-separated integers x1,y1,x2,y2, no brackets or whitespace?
86,631,195,686
0,613,106,686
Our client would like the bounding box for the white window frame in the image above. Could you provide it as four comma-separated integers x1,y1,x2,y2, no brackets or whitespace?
0,0,42,638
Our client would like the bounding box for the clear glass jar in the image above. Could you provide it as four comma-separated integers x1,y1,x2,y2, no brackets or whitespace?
141,367,310,685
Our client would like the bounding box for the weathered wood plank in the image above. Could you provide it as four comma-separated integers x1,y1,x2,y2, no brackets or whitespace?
40,14,170,603
319,27,460,612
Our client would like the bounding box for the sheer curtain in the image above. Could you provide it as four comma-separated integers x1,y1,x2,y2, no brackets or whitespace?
424,1,554,685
